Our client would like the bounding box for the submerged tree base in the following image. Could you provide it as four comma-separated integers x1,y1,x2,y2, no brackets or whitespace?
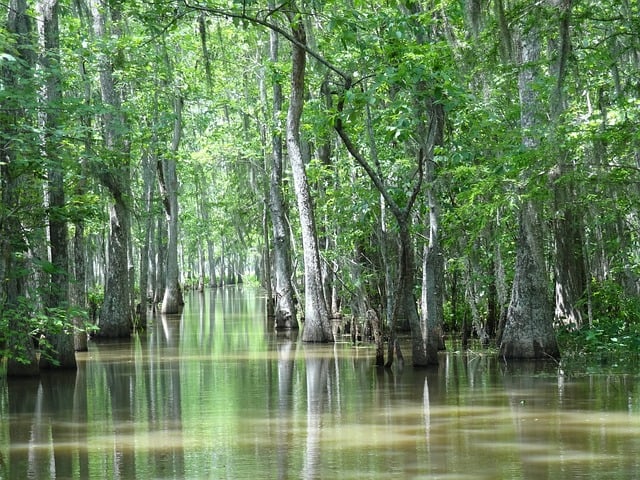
499,339,560,360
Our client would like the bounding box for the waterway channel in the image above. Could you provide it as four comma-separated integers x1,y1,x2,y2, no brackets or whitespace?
2,286,640,479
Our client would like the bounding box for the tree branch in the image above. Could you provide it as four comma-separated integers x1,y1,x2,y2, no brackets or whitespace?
180,0,350,81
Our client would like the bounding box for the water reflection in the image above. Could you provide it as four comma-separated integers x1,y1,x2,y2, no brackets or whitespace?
2,287,640,479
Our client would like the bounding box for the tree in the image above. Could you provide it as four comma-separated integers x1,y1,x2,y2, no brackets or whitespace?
549,0,586,330
37,0,77,369
266,11,297,330
158,92,185,314
91,0,134,338
138,149,156,327
330,3,449,365
499,5,560,359
285,5,332,342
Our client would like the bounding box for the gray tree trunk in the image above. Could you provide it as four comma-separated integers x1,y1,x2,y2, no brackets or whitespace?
70,0,93,352
138,151,156,327
91,0,133,338
207,239,217,287
154,214,166,304
501,201,559,358
159,95,184,314
72,219,88,351
398,224,430,365
420,99,446,358
499,17,559,359
286,8,332,342
268,19,297,330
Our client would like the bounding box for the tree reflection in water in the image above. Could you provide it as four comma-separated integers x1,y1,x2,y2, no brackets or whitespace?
3,288,640,479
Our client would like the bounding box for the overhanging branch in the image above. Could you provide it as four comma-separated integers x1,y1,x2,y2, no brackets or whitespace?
180,0,350,81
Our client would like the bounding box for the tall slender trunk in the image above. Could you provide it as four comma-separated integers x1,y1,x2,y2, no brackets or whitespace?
38,0,76,368
550,0,586,329
154,214,166,304
267,15,297,330
286,6,331,342
159,94,184,314
420,100,446,357
138,150,156,327
207,240,217,287
70,0,92,352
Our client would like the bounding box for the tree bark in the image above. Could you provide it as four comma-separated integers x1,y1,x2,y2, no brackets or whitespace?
549,0,586,329
499,15,559,359
420,99,446,358
159,94,184,314
70,0,93,352
91,0,133,338
38,0,76,368
268,15,297,330
286,6,332,342
154,214,167,304
138,150,156,327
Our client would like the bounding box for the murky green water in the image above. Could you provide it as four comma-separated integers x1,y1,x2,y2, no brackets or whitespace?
2,287,640,479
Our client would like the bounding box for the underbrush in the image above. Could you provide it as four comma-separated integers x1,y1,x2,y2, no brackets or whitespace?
557,280,640,372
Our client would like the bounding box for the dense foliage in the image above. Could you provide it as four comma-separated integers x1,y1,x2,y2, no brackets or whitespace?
1,0,639,373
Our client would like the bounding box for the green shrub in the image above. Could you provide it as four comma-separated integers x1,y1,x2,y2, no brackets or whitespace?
558,280,640,368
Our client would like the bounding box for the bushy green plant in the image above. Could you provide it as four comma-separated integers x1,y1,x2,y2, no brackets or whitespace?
87,286,104,323
558,280,640,366
1,297,93,367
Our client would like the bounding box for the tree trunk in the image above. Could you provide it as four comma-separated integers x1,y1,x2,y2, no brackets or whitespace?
549,0,586,329
552,166,586,329
91,0,133,338
286,6,332,342
268,18,297,330
499,17,559,359
38,0,76,368
138,150,156,328
398,224,432,366
420,99,446,357
72,218,88,351
501,201,559,358
70,0,93,352
159,96,184,314
207,239,217,288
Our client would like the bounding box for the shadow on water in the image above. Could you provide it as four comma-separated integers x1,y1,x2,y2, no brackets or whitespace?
3,369,82,480
3,287,640,479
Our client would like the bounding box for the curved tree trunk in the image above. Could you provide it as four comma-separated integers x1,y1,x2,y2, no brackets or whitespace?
286,7,331,342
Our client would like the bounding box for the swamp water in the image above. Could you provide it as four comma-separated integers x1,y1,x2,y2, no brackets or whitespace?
2,286,640,479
